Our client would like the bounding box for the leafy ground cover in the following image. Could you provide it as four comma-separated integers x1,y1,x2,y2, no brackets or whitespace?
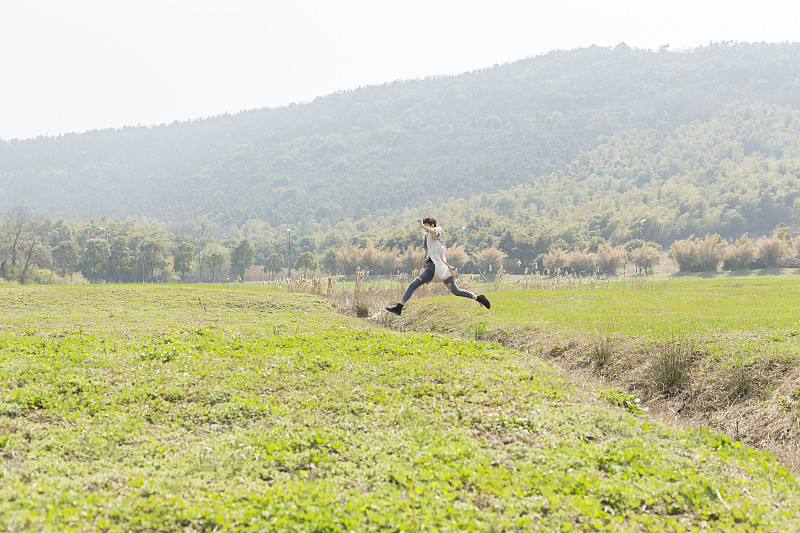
2,284,800,531
385,276,800,471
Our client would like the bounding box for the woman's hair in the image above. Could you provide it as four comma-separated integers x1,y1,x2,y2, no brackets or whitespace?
422,216,437,227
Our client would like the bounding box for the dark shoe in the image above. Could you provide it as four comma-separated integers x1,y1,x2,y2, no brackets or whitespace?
477,295,491,309
385,303,403,316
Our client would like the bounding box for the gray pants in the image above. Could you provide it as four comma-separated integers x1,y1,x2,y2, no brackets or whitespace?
400,260,476,304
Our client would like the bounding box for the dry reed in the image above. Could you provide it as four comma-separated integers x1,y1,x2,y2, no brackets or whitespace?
265,264,646,318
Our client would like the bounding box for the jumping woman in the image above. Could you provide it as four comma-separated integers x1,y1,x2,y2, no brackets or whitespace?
385,216,490,316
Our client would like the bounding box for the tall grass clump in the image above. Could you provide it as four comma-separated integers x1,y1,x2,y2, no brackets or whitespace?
696,234,726,272
669,237,699,272
650,343,695,395
727,364,754,399
668,234,725,273
757,236,789,267
595,242,626,275
471,322,488,340
723,235,756,270
543,247,568,274
629,244,661,275
567,248,597,276
591,337,614,375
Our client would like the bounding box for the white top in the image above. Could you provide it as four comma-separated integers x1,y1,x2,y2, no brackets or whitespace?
424,227,452,282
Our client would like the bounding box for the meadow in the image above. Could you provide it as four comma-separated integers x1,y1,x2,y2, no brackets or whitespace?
394,276,800,353
2,283,800,531
383,275,800,470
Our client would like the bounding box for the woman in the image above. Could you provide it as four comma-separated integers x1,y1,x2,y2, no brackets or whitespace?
385,216,490,316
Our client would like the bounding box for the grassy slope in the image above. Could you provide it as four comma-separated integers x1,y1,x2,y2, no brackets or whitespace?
1,284,799,532
388,276,800,465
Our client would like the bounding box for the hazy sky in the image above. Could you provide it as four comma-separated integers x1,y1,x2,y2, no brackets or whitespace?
1,0,797,140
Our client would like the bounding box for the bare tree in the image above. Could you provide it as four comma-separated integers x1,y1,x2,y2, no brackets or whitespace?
0,205,43,281
19,218,44,282
2,205,33,268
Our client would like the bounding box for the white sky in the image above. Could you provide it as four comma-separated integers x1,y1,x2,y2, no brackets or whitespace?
0,0,797,141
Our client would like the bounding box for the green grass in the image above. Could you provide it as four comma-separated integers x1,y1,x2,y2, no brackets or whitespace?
505,278,800,337
2,284,800,531
413,277,800,365
393,275,800,474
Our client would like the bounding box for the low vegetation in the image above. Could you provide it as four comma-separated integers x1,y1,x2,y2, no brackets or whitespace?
383,274,800,471
2,283,800,531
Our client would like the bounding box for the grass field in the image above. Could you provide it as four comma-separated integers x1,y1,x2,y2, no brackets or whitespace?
386,276,800,471
2,283,800,531
398,277,800,347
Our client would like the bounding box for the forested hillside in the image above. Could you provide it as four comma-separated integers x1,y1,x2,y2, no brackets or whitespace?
2,42,799,235
412,101,800,269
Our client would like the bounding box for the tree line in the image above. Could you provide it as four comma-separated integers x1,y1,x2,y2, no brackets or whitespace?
4,204,799,286
536,225,800,277
0,207,510,284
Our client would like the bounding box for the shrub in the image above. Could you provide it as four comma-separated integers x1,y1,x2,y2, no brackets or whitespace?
473,247,507,275
777,256,800,268
354,302,370,318
669,234,727,272
629,244,661,275
398,244,425,275
595,242,626,275
360,245,394,274
543,247,568,274
723,235,756,271
669,237,699,272
757,236,789,268
445,244,469,271
567,249,597,275
696,234,726,272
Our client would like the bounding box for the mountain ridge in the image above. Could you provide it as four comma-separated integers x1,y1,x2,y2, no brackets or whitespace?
2,42,799,239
